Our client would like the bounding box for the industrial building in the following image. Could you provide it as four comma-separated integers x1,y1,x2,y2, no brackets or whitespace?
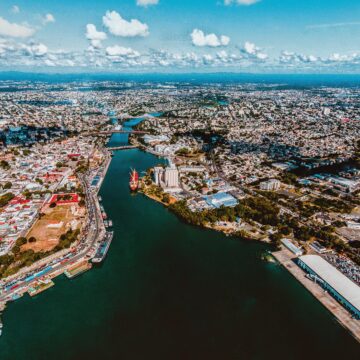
260,179,281,191
153,164,181,193
203,192,238,209
281,238,303,256
298,255,360,319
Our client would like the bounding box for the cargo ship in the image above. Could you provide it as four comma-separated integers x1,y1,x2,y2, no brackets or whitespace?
92,231,114,263
129,168,139,191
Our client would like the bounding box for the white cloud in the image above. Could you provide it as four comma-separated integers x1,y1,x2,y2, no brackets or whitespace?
136,0,159,7
23,42,48,57
241,41,268,60
191,29,230,47
279,51,318,64
42,13,55,24
306,22,360,30
0,17,35,38
102,10,149,37
86,24,107,48
224,0,260,5
11,5,20,14
105,45,140,57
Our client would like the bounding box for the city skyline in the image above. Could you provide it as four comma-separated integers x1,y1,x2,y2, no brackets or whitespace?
0,0,360,73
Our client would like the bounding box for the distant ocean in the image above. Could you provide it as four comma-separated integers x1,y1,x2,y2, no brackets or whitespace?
0,72,360,88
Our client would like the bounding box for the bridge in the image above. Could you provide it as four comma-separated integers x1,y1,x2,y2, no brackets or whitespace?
85,130,149,136
107,145,138,151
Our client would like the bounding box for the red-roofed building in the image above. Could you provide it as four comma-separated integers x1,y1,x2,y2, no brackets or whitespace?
48,193,79,205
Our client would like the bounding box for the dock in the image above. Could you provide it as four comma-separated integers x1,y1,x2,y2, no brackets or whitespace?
273,248,360,343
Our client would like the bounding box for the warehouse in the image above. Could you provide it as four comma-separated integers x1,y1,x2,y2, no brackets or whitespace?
298,255,360,319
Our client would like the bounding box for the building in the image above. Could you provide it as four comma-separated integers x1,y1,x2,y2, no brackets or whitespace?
281,238,303,256
153,167,163,186
153,165,181,193
164,165,179,188
327,176,360,193
298,255,360,319
203,192,238,209
260,179,281,191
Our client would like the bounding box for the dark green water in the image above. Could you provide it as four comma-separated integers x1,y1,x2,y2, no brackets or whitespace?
0,146,359,359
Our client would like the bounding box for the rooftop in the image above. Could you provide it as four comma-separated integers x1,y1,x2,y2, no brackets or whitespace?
299,254,360,312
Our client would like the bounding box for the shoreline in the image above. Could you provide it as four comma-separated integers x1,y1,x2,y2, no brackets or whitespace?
272,248,360,343
139,182,266,243
0,149,112,318
137,152,360,344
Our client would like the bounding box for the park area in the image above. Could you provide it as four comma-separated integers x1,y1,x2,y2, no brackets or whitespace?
22,203,84,252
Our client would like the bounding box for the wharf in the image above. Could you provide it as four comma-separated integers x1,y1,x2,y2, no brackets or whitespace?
272,249,360,343
95,154,112,194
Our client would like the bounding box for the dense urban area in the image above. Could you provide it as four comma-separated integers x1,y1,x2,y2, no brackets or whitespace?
0,80,360,340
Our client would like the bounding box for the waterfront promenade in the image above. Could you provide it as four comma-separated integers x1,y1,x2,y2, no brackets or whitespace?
273,249,360,343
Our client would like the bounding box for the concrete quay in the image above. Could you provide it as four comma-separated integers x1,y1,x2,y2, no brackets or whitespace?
272,249,360,343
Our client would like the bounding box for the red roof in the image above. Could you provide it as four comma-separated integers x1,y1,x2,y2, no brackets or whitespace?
48,193,79,204
9,197,30,205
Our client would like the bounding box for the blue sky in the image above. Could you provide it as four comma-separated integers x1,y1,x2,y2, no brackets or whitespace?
0,0,360,72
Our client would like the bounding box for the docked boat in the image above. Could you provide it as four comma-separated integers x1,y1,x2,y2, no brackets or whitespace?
92,231,114,263
64,261,92,279
129,169,139,191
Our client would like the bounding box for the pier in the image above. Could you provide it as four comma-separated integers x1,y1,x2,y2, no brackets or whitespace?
273,248,360,343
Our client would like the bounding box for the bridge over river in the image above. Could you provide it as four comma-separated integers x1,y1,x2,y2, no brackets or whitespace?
107,145,138,151
85,130,149,136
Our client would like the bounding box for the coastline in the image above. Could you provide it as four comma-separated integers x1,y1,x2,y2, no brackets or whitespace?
273,248,360,343
136,147,360,345
0,149,113,319
139,180,266,243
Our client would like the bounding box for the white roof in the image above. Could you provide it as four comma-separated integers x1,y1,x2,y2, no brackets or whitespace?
299,255,360,311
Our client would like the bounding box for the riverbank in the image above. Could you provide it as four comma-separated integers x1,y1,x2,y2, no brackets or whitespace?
273,248,360,343
139,179,268,243
0,149,113,321
1,145,360,359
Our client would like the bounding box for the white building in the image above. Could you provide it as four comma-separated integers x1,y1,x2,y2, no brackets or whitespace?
260,179,281,191
165,165,179,188
153,164,181,193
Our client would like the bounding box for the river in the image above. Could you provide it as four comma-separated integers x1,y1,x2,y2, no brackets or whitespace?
0,117,359,359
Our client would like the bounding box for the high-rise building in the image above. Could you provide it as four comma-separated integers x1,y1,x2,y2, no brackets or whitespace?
153,164,180,192
165,164,179,188
153,167,163,186
260,179,281,191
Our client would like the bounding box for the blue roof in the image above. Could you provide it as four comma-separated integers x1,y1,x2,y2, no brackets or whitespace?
203,192,238,208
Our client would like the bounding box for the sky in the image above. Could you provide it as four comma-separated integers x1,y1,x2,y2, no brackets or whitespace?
0,0,360,73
